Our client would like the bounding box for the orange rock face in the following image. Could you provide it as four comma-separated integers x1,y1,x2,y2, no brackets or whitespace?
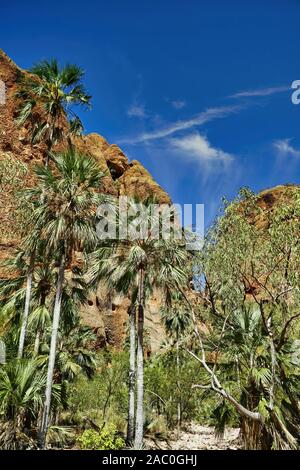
0,49,170,351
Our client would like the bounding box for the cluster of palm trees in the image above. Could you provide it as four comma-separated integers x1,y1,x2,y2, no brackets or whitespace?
0,148,106,447
0,59,192,449
5,60,98,448
87,201,190,447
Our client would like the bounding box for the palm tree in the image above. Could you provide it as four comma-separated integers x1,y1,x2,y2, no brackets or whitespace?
17,238,56,358
17,59,91,159
16,59,91,359
28,262,54,356
88,198,190,448
0,248,35,359
0,247,54,357
161,293,192,433
0,359,46,449
37,325,97,383
36,267,97,383
23,149,105,448
17,252,35,358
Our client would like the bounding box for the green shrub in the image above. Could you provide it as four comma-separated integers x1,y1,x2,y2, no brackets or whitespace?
77,424,125,450
69,349,128,431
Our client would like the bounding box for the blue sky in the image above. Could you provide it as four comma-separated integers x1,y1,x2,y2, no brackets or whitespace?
1,0,300,226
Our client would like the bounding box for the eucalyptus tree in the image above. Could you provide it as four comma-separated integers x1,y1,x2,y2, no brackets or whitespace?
88,198,190,448
23,149,105,448
191,187,300,449
15,59,91,359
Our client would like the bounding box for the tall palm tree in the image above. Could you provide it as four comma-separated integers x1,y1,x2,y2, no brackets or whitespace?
17,252,35,359
0,247,37,359
16,59,91,359
0,247,54,358
88,198,190,448
23,149,105,448
17,59,91,159
28,262,54,356
0,251,91,359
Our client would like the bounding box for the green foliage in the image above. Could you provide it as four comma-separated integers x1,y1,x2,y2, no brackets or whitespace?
0,359,45,421
23,149,106,258
144,351,207,429
87,197,190,300
69,348,219,439
77,425,125,450
212,401,237,438
194,187,300,449
161,292,193,339
16,59,91,148
69,349,128,431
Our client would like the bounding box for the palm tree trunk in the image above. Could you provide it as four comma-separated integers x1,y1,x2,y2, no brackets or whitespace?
38,255,65,449
241,417,264,449
127,304,136,445
45,129,54,168
34,330,41,355
134,268,145,449
34,292,46,356
18,251,35,359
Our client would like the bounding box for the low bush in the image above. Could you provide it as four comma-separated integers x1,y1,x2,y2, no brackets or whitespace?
77,424,125,450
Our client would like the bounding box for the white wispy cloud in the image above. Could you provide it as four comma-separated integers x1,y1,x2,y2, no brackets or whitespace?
120,104,242,144
170,132,233,172
230,85,289,99
127,104,147,118
171,99,186,109
273,138,300,158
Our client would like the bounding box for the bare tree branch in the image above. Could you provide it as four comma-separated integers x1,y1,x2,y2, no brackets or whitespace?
277,312,300,352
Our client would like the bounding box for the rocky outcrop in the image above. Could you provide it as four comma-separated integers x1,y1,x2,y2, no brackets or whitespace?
253,184,300,229
72,132,171,204
0,49,170,351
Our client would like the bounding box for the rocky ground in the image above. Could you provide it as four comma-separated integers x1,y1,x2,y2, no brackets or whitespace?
145,424,241,450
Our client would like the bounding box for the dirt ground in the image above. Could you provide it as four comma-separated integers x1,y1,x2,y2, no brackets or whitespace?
145,424,241,450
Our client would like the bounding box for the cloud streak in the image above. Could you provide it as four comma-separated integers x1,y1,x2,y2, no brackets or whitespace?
230,85,289,99
171,133,233,164
273,138,300,158
169,132,234,179
121,104,242,144
127,104,147,118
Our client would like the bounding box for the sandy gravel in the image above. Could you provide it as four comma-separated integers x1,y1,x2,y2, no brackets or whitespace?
145,424,241,450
